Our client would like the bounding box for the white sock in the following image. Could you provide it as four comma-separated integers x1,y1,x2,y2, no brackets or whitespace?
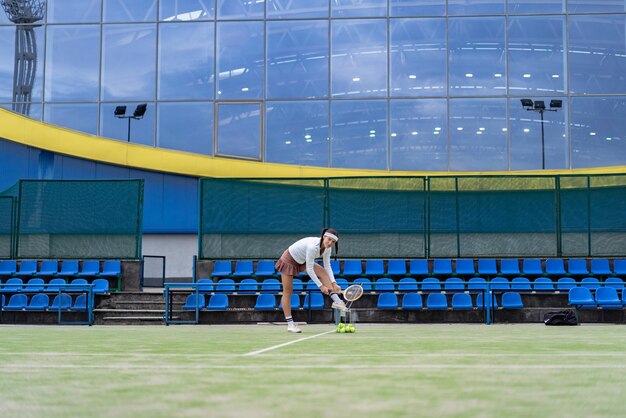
286,316,294,325
330,293,342,304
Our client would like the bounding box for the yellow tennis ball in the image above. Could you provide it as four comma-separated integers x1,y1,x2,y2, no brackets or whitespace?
338,322,345,328
338,327,346,333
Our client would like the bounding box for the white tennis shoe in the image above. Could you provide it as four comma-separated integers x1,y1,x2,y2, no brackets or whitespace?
331,301,349,312
287,323,302,333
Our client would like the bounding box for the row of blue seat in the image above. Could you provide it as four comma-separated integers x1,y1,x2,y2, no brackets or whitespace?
197,277,626,294
0,260,121,278
182,293,325,311
0,278,109,294
210,258,626,278
569,287,626,309
1,293,88,311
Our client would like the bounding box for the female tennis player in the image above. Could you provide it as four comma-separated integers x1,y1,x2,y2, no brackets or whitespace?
275,228,347,333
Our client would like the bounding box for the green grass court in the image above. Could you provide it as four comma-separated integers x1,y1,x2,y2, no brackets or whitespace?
1,324,625,418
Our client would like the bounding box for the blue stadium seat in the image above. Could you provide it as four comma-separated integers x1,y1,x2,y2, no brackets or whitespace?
72,294,87,312
37,260,59,277
444,277,464,292
15,260,37,278
604,277,624,290
25,278,45,292
100,261,121,278
595,287,622,309
206,294,229,310
489,277,509,290
216,278,236,293
343,260,363,277
590,259,612,276
4,294,27,310
455,259,475,276
50,293,72,311
335,278,349,290
183,293,205,310
71,278,88,286
25,293,50,311
255,260,276,277
354,278,372,291
57,260,79,278
545,259,566,276
306,280,321,292
261,278,281,294
409,259,429,277
365,259,384,277
292,278,304,292
238,278,259,294
375,278,395,292
426,293,448,310
330,260,341,277
567,259,589,276
568,287,596,309
0,260,17,277
476,292,498,309
387,259,407,277
477,259,498,276
500,259,521,276
279,294,301,310
420,277,441,291
233,260,254,277
522,259,543,276
451,293,473,310
397,277,418,292
302,293,324,309
196,279,215,293
254,294,276,310
3,278,23,292
510,277,531,291
580,277,600,291
92,279,109,294
556,277,576,291
501,292,524,309
77,260,100,277
614,259,626,276
47,278,66,292
401,293,422,310
211,261,232,278
533,277,554,291
467,277,487,291
433,259,452,276
377,293,398,309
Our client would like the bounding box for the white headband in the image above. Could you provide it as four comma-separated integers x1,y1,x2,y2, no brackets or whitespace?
324,232,338,242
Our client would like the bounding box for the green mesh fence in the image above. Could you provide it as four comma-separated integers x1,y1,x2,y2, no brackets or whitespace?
0,196,16,259
16,180,144,259
200,175,626,259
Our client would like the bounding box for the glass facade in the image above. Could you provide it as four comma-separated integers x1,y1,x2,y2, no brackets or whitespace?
2,0,626,171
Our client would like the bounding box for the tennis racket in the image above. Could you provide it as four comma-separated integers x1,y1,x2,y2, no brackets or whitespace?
342,284,364,310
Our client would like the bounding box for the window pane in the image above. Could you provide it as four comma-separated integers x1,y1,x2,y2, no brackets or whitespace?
332,0,387,17
160,0,214,21
1,103,42,120
103,0,157,22
0,26,15,101
390,18,446,97
448,0,505,15
102,24,156,101
216,103,261,159
157,102,213,155
568,0,626,13
265,101,329,166
217,22,264,99
267,20,328,99
569,15,626,95
390,0,445,16
100,102,155,146
44,104,98,136
45,25,100,101
510,98,568,170
331,19,387,98
449,98,507,171
217,0,264,19
47,0,101,23
331,100,387,169
267,0,328,18
449,17,506,97
508,0,564,14
571,97,626,168
508,16,566,96
158,22,214,100
390,99,448,171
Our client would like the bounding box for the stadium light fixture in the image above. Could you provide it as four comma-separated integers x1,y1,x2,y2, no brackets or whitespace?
114,103,148,142
520,98,562,170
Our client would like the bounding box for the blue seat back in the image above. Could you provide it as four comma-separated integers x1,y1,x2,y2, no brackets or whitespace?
38,260,59,276
387,259,407,276
183,293,205,310
27,293,50,310
500,259,520,275
6,294,27,309
568,287,595,306
614,259,626,275
455,259,475,276
71,278,88,286
567,259,589,275
207,293,228,310
216,278,236,293
73,294,87,311
255,260,276,277
490,277,509,290
343,260,363,276
397,277,418,292
467,277,487,290
330,260,341,276
533,277,554,291
444,277,464,291
556,277,576,291
545,259,566,275
354,278,372,291
306,280,321,292
254,294,276,310
476,292,498,308
510,277,531,290
4,278,23,291
279,294,301,310
421,277,441,291
261,278,281,294
604,277,624,290
433,259,452,276
233,260,254,276
102,260,121,275
79,260,100,275
375,278,395,292
0,260,17,275
590,259,612,276
426,293,448,309
451,293,473,310
477,259,498,275
26,278,45,292
377,293,398,309
401,293,422,310
196,279,215,293
211,261,232,277
50,293,72,310
501,292,523,309
365,259,384,277
302,292,324,309
92,279,109,294
522,259,543,275
292,278,304,292
47,278,66,292
335,278,349,290
59,260,79,276
580,277,600,290
595,287,621,306
17,260,37,275
409,259,429,276
238,278,258,294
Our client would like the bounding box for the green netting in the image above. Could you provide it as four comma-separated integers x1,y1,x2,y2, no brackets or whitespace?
0,196,16,258
16,180,143,259
199,175,626,259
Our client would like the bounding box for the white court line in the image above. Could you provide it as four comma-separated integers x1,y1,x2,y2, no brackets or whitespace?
243,330,336,357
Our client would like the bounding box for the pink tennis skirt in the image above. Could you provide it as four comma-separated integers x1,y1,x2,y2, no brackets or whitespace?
275,249,307,277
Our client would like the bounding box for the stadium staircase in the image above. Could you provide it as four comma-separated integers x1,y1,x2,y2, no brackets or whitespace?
94,291,184,325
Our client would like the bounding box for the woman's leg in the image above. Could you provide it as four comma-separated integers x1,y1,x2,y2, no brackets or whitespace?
280,273,294,318
313,264,335,291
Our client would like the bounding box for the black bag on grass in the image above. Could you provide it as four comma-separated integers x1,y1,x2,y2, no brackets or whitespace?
544,310,578,326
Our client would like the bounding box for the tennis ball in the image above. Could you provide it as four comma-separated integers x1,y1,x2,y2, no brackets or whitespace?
348,325,355,333
338,327,346,333
338,322,345,328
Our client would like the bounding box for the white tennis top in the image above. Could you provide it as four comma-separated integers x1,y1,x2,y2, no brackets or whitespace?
288,237,336,287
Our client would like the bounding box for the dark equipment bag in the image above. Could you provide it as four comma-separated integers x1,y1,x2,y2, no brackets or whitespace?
544,310,579,326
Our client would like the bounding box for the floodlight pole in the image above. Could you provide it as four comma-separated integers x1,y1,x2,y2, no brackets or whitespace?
540,109,545,170
522,100,560,170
